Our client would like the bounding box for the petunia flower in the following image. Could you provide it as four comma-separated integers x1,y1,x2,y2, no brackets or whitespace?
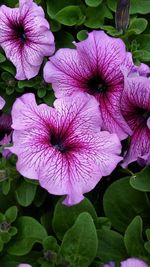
103,258,148,267
17,264,32,267
0,0,55,80
44,30,133,140
121,258,149,267
9,93,122,206
121,73,150,167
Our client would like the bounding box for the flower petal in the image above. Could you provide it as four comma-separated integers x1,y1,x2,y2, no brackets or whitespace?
0,97,5,110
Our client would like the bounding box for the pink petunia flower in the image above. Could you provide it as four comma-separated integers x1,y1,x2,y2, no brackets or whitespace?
17,264,32,267
10,93,122,205
0,0,55,80
121,74,150,167
121,258,149,267
103,258,148,267
44,30,134,140
0,96,5,110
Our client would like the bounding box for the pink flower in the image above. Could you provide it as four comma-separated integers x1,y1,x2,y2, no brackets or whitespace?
0,0,55,80
121,74,150,166
10,93,122,205
44,30,133,140
103,258,148,267
0,97,5,110
17,264,32,267
121,258,149,267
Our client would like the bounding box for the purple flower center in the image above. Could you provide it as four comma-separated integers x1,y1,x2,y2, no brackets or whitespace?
51,134,67,153
136,108,150,122
11,23,27,43
87,75,107,94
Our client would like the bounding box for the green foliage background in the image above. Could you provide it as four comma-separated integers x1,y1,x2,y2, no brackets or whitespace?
0,0,150,266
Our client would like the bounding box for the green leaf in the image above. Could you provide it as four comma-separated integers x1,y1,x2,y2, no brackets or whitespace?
49,19,61,32
15,180,37,207
101,25,121,36
1,232,11,243
124,216,148,257
130,166,150,192
6,87,15,95
96,217,111,230
0,61,15,75
145,230,150,256
84,3,113,28
133,50,150,62
37,88,46,98
55,6,85,26
103,177,150,233
85,0,102,7
5,206,18,223
135,34,150,52
9,227,17,237
43,236,59,252
97,229,127,262
46,0,81,19
52,197,97,240
2,179,11,195
59,212,98,267
18,78,40,89
107,0,150,14
145,241,150,255
43,92,55,106
77,30,88,41
8,216,47,255
4,0,18,7
0,53,6,63
128,18,148,35
55,31,75,49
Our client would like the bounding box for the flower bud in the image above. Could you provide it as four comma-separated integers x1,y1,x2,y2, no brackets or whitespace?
115,0,130,33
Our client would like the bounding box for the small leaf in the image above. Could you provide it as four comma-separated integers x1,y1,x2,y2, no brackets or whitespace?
55,6,85,26
130,166,150,191
55,31,75,49
15,180,37,207
128,18,148,34
6,87,15,95
84,3,112,28
124,216,148,257
85,0,103,7
133,50,150,62
77,30,88,41
103,177,150,233
43,236,59,252
18,78,40,89
37,88,46,98
59,212,98,267
1,232,11,243
0,61,15,75
52,197,97,240
46,0,80,19
5,206,18,223
97,229,127,262
8,216,47,255
2,179,11,195
0,53,6,63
